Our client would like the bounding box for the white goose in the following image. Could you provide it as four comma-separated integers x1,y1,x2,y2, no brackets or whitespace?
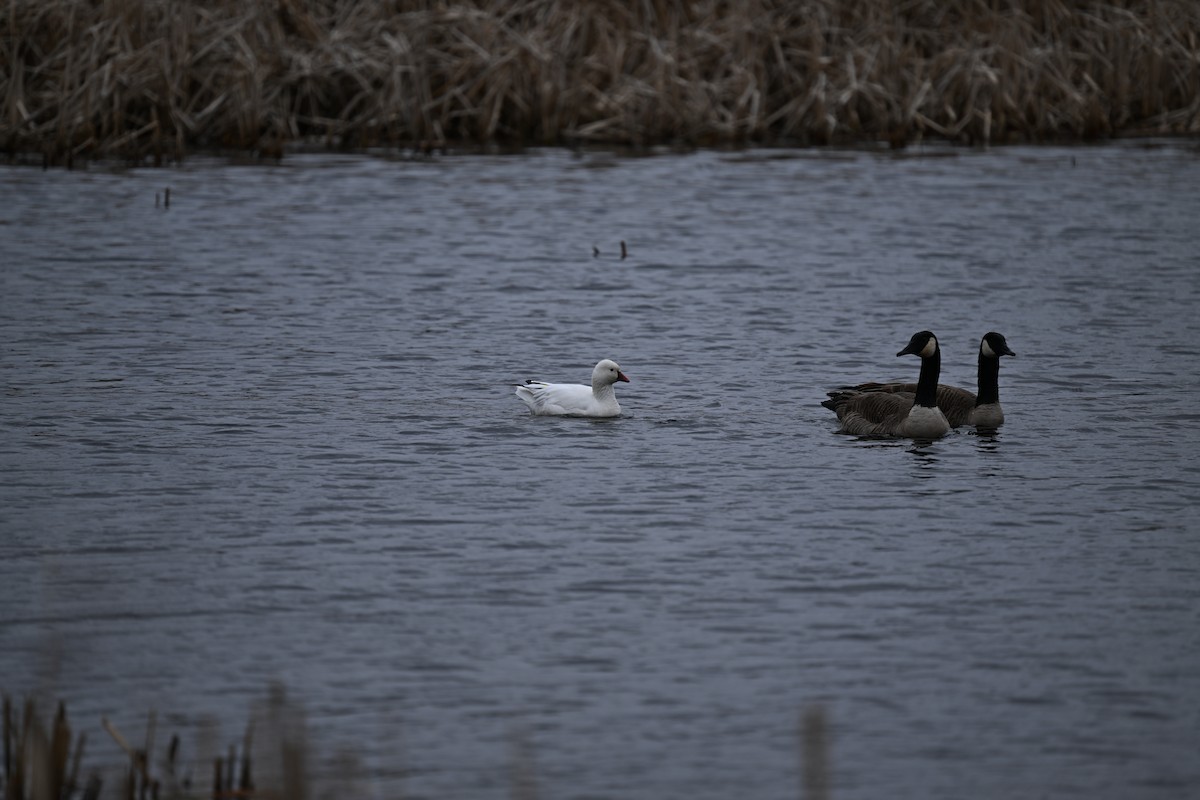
515,359,630,417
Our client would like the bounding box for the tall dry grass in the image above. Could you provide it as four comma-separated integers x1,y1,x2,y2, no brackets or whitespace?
2,688,311,800
3,696,98,800
2,0,1198,163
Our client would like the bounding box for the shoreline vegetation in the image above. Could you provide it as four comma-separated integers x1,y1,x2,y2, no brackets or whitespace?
3,693,832,799
4,690,309,800
3,0,1199,165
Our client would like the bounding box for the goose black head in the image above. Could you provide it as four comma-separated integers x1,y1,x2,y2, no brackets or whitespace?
897,330,939,359
980,332,1015,359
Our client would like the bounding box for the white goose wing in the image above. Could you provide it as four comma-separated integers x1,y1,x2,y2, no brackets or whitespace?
515,380,614,417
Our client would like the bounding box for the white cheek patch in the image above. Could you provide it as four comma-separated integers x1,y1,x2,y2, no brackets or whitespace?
981,339,996,358
920,337,938,358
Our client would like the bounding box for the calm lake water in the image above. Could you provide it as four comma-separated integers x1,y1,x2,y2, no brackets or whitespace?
2,142,1199,800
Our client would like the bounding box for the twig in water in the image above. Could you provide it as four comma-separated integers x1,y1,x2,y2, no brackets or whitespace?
800,705,829,800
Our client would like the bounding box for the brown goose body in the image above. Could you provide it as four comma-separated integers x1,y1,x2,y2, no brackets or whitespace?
821,331,951,440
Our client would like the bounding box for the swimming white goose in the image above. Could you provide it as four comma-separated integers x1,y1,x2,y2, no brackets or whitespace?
515,359,630,417
821,331,951,439
837,332,1016,429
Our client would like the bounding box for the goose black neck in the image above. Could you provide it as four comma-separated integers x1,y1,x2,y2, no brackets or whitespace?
975,350,1000,406
914,347,940,408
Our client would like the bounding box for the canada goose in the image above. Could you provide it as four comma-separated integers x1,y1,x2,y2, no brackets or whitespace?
821,331,951,439
836,332,1015,428
515,359,630,417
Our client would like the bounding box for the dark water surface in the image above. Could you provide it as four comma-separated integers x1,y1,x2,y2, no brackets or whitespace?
3,143,1199,799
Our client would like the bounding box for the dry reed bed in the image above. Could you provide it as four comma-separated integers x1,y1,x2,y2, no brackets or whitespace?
4,691,306,800
4,692,830,800
3,0,1199,163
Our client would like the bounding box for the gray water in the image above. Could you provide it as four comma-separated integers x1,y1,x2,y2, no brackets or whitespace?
2,142,1199,800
